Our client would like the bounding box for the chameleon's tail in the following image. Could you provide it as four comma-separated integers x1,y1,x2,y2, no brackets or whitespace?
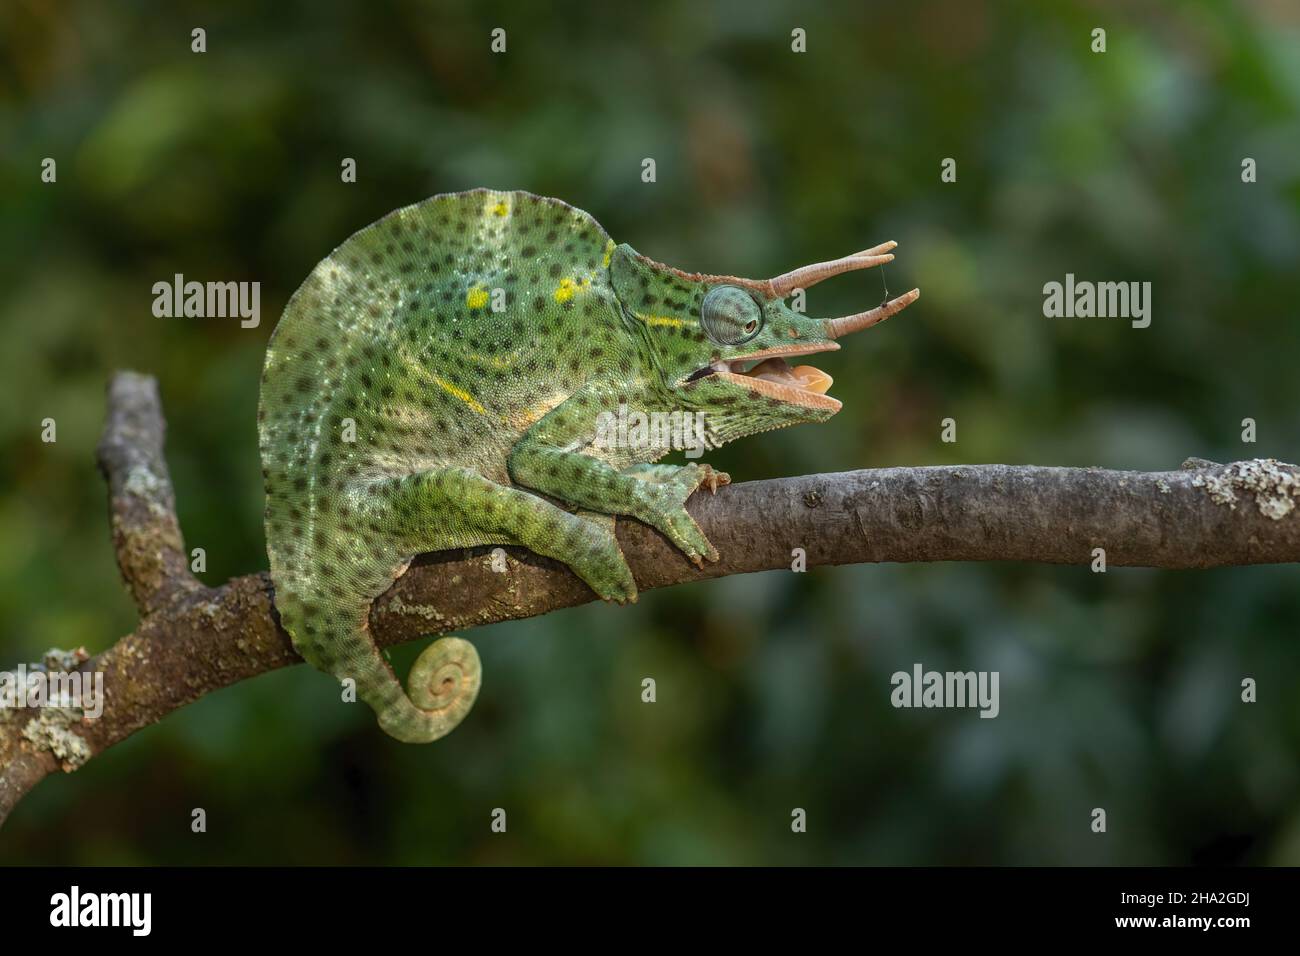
286,596,481,744
364,632,482,744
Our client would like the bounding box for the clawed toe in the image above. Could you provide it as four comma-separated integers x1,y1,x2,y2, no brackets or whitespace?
702,468,730,494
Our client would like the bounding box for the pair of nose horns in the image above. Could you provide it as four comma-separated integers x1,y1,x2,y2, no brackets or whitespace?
764,240,920,339
689,239,920,339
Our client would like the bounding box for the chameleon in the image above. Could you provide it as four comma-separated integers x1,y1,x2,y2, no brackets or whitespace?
258,188,918,744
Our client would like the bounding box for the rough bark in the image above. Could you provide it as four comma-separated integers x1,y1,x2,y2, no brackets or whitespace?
2,371,1298,827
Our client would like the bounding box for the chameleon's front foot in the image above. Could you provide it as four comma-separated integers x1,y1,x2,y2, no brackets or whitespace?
508,444,729,588
631,462,729,569
692,463,731,495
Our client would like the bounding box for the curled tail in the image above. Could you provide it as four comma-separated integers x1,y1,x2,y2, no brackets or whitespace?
371,633,481,744
283,593,481,744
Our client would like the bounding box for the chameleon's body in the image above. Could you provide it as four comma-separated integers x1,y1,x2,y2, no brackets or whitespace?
259,188,917,743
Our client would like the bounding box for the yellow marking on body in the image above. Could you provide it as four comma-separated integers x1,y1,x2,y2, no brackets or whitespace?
431,374,487,415
554,277,591,304
466,351,515,369
602,239,615,269
635,312,697,329
509,392,568,429
482,193,510,219
395,350,493,419
466,285,490,309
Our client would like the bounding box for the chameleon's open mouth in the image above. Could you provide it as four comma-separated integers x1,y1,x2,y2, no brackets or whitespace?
687,343,843,412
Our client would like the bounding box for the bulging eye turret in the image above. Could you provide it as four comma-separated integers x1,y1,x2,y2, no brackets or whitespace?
701,285,763,346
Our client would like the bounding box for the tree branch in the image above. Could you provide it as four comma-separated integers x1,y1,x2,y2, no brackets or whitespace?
2,371,1298,827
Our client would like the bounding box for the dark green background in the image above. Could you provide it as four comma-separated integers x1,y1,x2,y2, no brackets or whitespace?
2,0,1298,864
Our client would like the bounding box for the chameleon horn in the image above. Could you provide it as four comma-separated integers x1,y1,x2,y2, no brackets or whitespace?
766,241,898,298
849,240,900,259
824,288,921,339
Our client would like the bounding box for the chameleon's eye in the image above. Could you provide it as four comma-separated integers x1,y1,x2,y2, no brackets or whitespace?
701,285,763,346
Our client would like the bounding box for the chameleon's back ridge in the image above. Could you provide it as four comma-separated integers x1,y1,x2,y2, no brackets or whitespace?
259,187,917,743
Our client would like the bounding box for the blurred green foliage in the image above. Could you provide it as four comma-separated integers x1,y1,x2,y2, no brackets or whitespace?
1,0,1299,864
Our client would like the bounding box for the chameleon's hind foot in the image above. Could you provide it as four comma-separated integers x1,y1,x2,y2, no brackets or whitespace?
382,465,640,606
568,514,639,604
576,555,638,605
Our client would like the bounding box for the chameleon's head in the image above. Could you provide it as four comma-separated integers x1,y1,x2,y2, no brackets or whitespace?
610,242,919,445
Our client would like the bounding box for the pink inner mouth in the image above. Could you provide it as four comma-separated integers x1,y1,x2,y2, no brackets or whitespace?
706,352,842,411
744,357,833,394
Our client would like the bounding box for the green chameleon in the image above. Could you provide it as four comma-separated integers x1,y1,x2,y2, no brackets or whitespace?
258,188,918,743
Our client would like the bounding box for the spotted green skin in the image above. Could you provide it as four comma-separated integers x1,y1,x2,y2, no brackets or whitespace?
259,189,840,743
